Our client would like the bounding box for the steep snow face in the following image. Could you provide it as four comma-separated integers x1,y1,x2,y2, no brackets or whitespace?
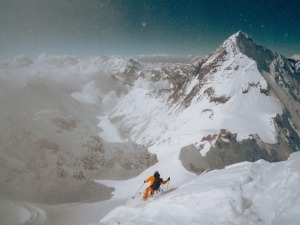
100,151,300,225
101,32,283,161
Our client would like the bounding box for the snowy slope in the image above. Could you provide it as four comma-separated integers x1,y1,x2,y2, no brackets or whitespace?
100,151,300,225
97,32,300,225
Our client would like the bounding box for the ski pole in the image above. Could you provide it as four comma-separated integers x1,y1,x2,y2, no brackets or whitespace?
132,183,144,199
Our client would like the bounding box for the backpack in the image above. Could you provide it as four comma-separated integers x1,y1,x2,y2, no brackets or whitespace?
151,177,162,191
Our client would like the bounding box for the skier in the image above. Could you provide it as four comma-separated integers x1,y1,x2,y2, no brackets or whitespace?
143,171,170,200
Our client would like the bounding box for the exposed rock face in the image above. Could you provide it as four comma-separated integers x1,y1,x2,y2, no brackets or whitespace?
180,130,280,173
179,145,210,175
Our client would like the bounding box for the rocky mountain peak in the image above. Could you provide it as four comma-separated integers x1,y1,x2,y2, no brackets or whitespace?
218,31,252,55
198,31,284,75
194,32,251,71
221,31,245,50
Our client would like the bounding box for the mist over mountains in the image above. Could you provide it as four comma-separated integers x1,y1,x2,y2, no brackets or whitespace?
0,54,158,204
0,31,300,225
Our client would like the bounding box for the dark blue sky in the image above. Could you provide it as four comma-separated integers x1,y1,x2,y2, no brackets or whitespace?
0,0,299,57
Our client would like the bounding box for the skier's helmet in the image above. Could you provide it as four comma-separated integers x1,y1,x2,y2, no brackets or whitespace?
154,171,160,178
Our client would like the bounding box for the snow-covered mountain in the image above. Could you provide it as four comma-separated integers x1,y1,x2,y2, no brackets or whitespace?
0,31,300,225
100,31,300,173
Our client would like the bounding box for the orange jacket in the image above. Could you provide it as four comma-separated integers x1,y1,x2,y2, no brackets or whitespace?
144,175,168,186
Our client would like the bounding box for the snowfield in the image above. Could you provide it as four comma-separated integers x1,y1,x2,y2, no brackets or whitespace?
99,151,300,225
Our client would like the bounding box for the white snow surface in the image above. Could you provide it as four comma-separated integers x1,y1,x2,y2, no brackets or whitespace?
99,151,300,225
